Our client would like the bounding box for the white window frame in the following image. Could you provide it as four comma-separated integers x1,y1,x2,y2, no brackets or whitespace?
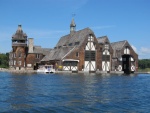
36,54,40,59
18,61,21,66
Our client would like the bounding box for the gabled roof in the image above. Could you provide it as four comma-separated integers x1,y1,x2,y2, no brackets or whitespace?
111,40,127,58
97,36,110,44
33,46,51,56
56,27,94,47
41,46,75,61
111,40,127,50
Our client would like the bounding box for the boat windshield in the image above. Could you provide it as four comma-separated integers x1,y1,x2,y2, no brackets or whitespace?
45,65,53,69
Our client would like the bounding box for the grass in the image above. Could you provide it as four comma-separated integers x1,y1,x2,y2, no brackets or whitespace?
138,68,150,72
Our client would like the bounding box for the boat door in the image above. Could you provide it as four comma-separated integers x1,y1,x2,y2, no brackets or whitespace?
122,55,131,74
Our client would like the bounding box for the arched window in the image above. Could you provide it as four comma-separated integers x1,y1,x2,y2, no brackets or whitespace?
124,46,130,54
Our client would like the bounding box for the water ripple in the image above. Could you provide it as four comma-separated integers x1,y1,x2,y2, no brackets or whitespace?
0,73,150,112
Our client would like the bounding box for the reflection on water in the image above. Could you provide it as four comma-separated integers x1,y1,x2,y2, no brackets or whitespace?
0,72,150,112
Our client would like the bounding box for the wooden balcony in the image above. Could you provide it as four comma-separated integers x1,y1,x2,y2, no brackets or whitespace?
12,42,27,46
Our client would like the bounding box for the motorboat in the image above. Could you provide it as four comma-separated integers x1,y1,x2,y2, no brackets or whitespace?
37,65,55,73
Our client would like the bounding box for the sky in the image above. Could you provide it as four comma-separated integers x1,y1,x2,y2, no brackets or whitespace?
0,0,150,59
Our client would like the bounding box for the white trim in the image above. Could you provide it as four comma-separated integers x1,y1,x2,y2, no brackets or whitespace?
122,41,127,49
61,46,76,60
62,59,79,62
130,57,134,61
131,65,135,71
118,65,122,71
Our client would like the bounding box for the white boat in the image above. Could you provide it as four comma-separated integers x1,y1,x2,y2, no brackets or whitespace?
37,65,55,73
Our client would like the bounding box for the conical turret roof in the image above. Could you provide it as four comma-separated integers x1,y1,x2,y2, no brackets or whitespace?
70,18,76,27
12,25,27,40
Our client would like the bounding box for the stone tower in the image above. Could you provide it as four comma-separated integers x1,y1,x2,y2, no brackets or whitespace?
11,25,27,70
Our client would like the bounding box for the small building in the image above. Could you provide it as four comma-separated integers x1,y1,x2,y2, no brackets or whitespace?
9,19,138,73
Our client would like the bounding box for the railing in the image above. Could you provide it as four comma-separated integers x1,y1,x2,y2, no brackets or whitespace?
12,42,27,46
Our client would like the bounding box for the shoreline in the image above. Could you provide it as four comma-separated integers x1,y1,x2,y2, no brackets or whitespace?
0,68,150,74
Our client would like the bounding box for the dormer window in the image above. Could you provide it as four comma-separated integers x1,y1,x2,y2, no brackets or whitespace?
104,42,109,50
75,42,80,45
88,34,94,41
76,52,79,57
69,43,72,46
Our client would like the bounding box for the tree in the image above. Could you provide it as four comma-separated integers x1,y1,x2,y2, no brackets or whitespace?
0,53,9,68
138,59,150,69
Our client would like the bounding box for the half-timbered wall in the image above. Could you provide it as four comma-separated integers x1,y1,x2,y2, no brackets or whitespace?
63,61,78,71
102,46,110,71
84,35,96,71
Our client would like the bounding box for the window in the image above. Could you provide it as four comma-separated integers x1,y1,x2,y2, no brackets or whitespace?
72,62,78,66
36,54,40,59
68,43,72,46
18,61,21,65
102,55,110,61
76,52,79,57
88,34,94,41
63,61,70,66
14,61,16,65
85,51,95,61
14,53,16,58
124,46,130,54
18,53,21,58
63,61,78,66
104,44,109,50
75,42,80,45
100,48,102,52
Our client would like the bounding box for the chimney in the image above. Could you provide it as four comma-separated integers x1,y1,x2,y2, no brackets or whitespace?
28,38,34,53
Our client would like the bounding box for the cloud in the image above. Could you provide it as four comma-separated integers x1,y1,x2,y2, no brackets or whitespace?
137,47,150,59
140,47,150,54
91,25,116,30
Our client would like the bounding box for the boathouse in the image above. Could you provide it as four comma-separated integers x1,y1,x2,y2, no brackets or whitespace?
111,41,138,73
9,19,138,73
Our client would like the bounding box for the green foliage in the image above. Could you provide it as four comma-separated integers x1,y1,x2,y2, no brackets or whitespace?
0,53,9,68
138,68,150,72
138,59,150,69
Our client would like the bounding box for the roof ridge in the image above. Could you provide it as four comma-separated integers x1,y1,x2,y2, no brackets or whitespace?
111,40,127,44
97,36,107,39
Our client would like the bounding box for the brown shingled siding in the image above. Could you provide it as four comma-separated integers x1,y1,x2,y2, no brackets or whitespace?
64,34,102,71
13,46,26,68
26,53,44,69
